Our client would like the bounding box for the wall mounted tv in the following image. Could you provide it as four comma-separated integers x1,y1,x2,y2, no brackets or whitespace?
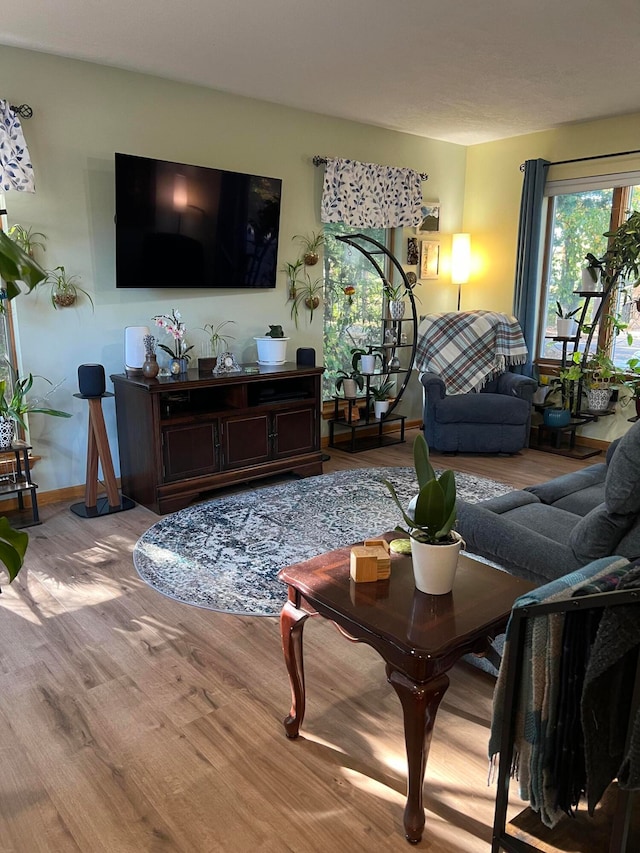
115,153,282,289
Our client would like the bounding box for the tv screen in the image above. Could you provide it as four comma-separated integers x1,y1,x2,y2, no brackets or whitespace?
115,153,282,289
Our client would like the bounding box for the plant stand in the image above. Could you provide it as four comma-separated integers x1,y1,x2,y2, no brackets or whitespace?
0,440,40,527
70,392,135,518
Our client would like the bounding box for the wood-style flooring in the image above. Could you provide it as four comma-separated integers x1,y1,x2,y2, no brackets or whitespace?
0,431,605,851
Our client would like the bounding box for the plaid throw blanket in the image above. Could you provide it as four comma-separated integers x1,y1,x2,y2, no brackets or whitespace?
415,311,528,394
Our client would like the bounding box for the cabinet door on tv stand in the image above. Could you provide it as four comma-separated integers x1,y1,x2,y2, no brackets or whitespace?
162,422,219,481
221,413,271,470
272,406,317,458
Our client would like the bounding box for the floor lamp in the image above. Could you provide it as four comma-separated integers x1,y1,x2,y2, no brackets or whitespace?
451,233,471,310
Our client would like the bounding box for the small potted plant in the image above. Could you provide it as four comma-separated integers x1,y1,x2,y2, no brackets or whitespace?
0,371,72,447
153,309,194,374
44,265,94,310
350,346,382,375
381,433,461,595
384,279,407,320
142,334,160,379
254,325,290,365
582,252,606,290
295,232,324,266
335,368,364,400
199,320,236,371
370,378,395,419
555,301,580,337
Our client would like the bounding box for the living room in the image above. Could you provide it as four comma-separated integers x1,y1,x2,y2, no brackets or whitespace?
1,3,640,850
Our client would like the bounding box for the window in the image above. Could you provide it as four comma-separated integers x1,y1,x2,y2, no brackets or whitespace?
322,223,388,401
538,176,640,368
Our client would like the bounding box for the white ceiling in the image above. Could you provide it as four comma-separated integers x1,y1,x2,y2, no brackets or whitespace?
2,0,640,145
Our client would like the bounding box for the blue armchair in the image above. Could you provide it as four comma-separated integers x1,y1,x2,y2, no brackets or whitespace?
420,370,537,453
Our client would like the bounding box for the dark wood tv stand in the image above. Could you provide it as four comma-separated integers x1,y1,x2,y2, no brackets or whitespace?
110,363,324,514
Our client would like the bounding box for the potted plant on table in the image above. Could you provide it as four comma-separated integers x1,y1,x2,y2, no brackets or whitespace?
199,320,236,370
153,309,194,375
382,434,461,595
254,325,290,365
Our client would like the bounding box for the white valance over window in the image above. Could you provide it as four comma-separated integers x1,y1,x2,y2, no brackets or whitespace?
0,99,35,193
320,157,423,228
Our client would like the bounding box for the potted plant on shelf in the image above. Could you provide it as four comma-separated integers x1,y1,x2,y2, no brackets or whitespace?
254,325,290,365
621,355,640,418
0,371,72,447
335,367,364,400
381,433,461,595
0,228,46,301
583,350,625,413
153,309,194,375
555,301,580,337
350,346,383,375
44,265,94,310
582,252,605,290
295,232,324,266
384,279,407,320
289,274,323,327
199,320,236,370
370,378,395,419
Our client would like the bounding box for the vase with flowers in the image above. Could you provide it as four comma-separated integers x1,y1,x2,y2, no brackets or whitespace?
142,334,159,379
152,309,194,375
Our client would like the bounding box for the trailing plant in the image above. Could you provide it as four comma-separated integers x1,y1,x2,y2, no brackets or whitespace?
8,224,47,257
0,371,72,430
289,274,323,327
0,228,46,301
282,258,305,298
294,232,324,265
382,433,457,545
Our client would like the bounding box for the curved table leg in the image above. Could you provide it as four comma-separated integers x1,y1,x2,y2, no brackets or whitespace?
387,666,450,844
280,598,310,739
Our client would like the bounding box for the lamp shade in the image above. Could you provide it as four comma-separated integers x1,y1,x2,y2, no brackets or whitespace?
451,233,471,284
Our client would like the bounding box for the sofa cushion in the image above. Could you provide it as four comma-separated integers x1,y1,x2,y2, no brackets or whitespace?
605,421,640,514
525,464,607,509
434,393,530,426
569,502,635,564
552,485,608,517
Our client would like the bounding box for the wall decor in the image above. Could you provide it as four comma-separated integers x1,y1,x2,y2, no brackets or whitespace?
407,237,419,266
415,203,440,235
420,241,440,280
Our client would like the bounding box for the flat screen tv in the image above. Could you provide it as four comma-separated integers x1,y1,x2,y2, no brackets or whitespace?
115,153,282,289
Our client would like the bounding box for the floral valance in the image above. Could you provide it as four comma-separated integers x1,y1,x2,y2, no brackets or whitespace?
320,157,423,228
0,99,35,193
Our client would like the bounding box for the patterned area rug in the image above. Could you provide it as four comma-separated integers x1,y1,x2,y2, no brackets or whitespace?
133,466,512,617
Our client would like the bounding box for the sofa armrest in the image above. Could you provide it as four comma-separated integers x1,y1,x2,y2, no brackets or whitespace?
419,371,446,401
494,371,538,400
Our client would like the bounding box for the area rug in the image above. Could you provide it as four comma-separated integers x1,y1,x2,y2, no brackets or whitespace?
133,467,512,617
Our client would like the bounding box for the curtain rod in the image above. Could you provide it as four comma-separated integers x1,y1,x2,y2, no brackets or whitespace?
313,155,428,181
520,147,640,171
9,103,33,119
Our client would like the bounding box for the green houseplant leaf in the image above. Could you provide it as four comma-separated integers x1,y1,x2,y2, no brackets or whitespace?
0,516,28,584
0,228,47,298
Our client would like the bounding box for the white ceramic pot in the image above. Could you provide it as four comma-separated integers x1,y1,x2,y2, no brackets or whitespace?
582,267,600,290
340,378,359,399
254,336,290,365
360,354,376,374
374,399,390,419
410,532,463,595
556,318,578,338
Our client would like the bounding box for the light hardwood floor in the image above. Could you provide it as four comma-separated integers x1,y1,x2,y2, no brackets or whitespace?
0,432,599,852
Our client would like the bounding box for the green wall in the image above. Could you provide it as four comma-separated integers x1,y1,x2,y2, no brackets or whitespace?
0,46,467,493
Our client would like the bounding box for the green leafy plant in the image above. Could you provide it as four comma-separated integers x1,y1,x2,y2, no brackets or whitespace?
290,274,323,327
0,228,46,301
370,378,395,402
282,258,305,298
583,252,605,284
335,368,364,395
265,324,285,338
200,320,236,355
555,301,580,319
153,309,195,360
0,372,72,431
349,347,382,372
294,232,324,265
8,224,47,257
383,279,406,301
0,517,28,590
44,265,94,310
382,433,457,544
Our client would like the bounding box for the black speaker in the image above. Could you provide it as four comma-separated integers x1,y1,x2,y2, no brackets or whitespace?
296,347,316,367
78,364,106,398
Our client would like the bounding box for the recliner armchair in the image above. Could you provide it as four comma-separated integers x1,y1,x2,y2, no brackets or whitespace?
420,370,537,453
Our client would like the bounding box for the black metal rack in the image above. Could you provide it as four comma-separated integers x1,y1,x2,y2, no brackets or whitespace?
492,587,640,853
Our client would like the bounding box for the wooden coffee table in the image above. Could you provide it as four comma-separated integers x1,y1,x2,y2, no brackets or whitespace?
278,532,534,844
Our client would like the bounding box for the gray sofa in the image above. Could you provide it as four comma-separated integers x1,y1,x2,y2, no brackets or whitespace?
457,422,640,585
420,371,538,454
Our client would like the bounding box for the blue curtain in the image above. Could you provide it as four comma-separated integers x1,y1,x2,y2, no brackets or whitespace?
513,158,549,375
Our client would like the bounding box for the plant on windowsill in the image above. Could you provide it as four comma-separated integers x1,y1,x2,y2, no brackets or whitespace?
381,433,461,594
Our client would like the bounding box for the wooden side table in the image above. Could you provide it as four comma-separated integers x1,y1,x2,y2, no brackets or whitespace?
278,533,534,844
